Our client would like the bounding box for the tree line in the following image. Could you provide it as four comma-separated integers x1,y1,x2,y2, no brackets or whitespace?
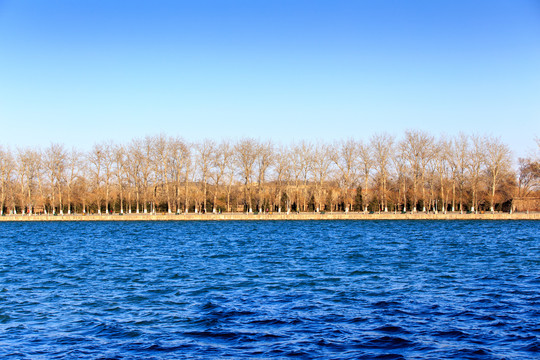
0,131,538,215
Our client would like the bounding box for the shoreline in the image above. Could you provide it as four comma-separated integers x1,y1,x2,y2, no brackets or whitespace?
0,212,538,221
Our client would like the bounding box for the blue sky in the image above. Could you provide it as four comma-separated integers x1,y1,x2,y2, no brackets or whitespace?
0,0,539,157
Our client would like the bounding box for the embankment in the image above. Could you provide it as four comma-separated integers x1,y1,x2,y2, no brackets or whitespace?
0,212,538,221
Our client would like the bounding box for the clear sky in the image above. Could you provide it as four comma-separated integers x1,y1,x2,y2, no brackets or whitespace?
0,0,539,157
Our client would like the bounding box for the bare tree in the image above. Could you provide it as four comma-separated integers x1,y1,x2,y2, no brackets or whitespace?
484,136,512,212
196,139,216,213
447,141,458,212
15,150,26,214
393,142,408,212
515,138,540,210
434,137,450,213
183,143,193,213
402,130,435,212
102,142,115,214
124,137,155,214
292,141,313,212
0,131,527,216
16,148,42,215
371,133,394,212
78,158,90,214
312,143,332,212
88,143,105,214
66,148,82,214
223,152,237,213
467,134,485,213
126,139,143,213
289,144,303,212
256,140,274,212
451,133,469,213
331,139,358,212
517,157,540,197
141,136,155,213
113,145,127,214
358,140,373,213
0,147,15,215
284,152,295,213
152,135,172,213
272,146,290,212
212,140,233,213
168,137,189,213
86,141,115,214
419,136,435,212
426,158,438,212
44,143,67,215
235,138,258,213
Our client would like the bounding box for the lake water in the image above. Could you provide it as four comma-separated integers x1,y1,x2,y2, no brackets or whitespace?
0,220,539,359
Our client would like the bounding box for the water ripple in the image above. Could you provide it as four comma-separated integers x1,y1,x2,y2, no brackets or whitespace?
0,220,538,359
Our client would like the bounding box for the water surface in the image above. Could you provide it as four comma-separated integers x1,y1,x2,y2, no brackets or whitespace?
1,220,539,359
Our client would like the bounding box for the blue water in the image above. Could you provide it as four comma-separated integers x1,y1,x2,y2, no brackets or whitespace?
0,221,539,359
